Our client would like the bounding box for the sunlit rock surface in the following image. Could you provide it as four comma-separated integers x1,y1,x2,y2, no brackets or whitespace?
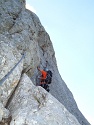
8,74,81,125
0,39,23,106
0,102,9,121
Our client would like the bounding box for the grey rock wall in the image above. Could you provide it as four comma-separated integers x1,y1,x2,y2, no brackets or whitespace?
8,74,81,125
0,0,90,125
0,37,23,106
0,36,23,122
0,102,9,121
0,0,25,34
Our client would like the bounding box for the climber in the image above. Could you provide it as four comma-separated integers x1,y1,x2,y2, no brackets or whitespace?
37,66,50,92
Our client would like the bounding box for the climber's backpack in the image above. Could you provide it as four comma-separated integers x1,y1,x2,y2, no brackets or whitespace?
46,70,52,84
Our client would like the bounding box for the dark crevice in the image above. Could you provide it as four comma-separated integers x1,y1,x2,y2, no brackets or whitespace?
8,8,22,32
5,73,24,109
0,116,12,125
2,73,23,124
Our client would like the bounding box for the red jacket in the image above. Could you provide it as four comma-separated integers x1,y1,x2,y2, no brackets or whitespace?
40,70,47,79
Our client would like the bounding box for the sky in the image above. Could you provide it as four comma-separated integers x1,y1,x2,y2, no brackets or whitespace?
26,0,94,124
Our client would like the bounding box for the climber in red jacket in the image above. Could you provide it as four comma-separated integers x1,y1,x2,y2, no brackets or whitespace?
37,66,47,84
37,66,49,92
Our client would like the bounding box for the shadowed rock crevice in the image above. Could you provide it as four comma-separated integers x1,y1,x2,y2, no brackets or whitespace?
0,116,12,125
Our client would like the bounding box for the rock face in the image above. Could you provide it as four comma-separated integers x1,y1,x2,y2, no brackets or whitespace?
0,102,9,121
0,37,23,123
0,0,90,125
0,38,23,106
8,74,81,125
